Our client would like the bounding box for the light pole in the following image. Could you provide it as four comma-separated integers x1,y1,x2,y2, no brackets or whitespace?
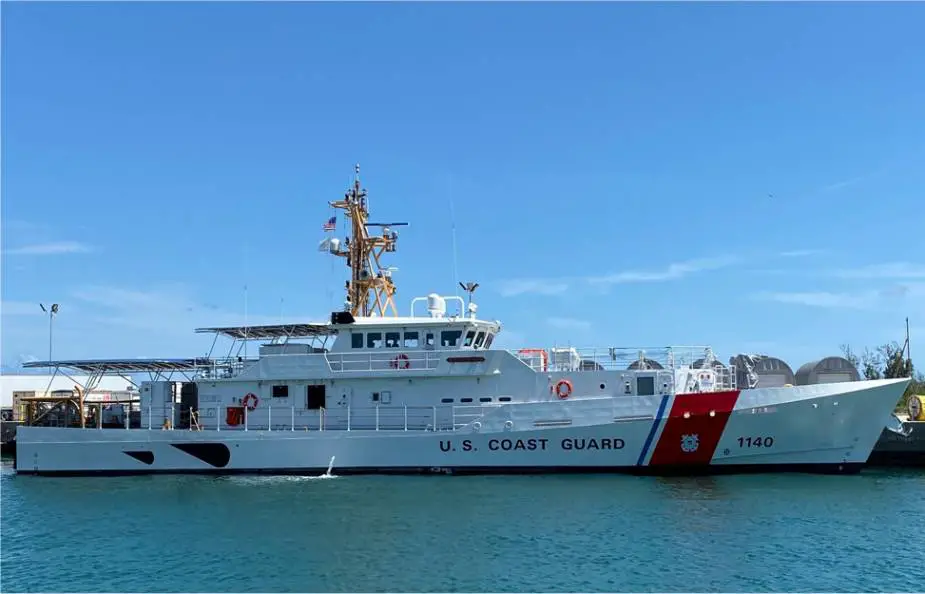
39,303,58,369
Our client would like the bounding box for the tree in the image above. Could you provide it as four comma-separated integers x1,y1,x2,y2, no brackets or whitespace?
840,341,923,412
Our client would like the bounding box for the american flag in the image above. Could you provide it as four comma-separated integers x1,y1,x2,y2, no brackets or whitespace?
322,216,336,231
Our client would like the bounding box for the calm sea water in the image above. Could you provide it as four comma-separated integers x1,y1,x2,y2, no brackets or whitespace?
1,458,923,592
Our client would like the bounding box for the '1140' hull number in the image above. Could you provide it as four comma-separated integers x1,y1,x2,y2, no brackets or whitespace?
738,436,774,448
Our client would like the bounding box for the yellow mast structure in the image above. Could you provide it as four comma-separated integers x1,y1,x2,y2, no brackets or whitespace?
327,164,406,317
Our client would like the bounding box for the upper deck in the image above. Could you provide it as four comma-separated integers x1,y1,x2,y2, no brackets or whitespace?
195,293,502,356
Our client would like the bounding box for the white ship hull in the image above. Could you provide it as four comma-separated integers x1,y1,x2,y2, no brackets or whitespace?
14,378,908,476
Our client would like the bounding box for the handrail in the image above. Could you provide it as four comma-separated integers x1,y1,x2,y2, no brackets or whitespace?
190,344,735,381
326,350,444,373
509,345,736,377
138,402,505,433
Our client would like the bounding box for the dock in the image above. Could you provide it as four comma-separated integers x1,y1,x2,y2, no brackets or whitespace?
868,416,925,467
1,420,19,455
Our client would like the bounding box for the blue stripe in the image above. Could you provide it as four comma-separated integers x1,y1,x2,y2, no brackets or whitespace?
637,394,670,466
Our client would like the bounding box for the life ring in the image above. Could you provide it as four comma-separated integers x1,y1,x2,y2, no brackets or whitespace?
390,353,410,370
242,393,259,411
553,379,573,399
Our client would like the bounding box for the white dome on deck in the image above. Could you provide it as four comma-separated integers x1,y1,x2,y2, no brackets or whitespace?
426,293,447,318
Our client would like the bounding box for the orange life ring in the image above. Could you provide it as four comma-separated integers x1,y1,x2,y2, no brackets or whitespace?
553,379,573,399
390,353,410,370
242,393,259,411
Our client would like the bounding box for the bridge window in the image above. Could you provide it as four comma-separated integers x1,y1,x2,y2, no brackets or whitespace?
473,331,486,349
464,330,476,347
425,333,435,348
352,333,364,349
484,333,494,349
385,332,400,348
403,331,419,348
441,330,462,347
366,332,383,348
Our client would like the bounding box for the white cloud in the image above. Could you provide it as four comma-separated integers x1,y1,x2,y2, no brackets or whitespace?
1,283,324,364
749,283,925,310
896,282,925,299
498,279,569,298
1,301,49,317
491,328,526,350
587,256,739,285
751,290,880,310
778,249,826,258
546,316,591,331
497,256,739,296
71,284,317,336
831,262,925,280
820,176,869,193
72,285,190,312
3,241,93,255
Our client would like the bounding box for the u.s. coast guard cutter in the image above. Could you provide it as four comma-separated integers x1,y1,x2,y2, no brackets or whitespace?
14,166,910,476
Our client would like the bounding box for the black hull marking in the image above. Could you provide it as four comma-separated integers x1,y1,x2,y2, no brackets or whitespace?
169,442,231,468
123,451,154,465
15,462,866,478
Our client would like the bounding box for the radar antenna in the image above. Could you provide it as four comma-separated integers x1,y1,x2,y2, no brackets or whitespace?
327,164,408,317
459,281,479,318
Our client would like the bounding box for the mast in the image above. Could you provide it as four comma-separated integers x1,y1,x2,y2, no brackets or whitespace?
327,164,407,317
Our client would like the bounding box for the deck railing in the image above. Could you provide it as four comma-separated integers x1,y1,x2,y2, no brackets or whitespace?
191,345,736,381
195,357,259,379
194,349,461,378
326,350,443,373
137,402,503,433
513,345,726,372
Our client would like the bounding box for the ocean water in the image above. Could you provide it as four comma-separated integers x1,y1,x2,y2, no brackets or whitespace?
1,458,923,592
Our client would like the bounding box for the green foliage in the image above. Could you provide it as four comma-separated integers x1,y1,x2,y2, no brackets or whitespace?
840,341,922,412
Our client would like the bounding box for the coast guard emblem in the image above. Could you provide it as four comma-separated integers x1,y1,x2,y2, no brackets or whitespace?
680,433,700,453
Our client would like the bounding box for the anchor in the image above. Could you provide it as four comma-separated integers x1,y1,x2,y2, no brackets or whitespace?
884,413,913,438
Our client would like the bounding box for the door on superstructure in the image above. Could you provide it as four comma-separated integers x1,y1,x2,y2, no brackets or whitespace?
306,384,326,410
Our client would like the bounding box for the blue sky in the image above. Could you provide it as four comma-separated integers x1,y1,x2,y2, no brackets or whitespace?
2,1,924,373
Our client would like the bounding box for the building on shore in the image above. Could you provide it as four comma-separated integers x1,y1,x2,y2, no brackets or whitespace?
1,372,137,420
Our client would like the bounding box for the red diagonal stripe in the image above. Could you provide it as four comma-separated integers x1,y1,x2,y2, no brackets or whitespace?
649,390,741,466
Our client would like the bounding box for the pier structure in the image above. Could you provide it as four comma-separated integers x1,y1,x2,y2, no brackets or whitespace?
1,359,203,454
